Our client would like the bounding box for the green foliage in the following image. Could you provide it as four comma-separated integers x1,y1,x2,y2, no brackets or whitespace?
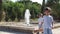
46,0,60,20
30,2,41,18
15,2,25,21
2,0,41,22
1,0,60,22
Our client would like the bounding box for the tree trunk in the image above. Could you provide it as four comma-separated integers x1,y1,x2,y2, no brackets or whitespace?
41,0,45,13
0,0,2,21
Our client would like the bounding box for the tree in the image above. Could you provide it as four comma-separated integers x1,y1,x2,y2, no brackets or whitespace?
2,0,42,22
46,0,60,20
30,2,41,18
14,2,25,21
0,0,2,21
41,0,45,13
2,1,16,21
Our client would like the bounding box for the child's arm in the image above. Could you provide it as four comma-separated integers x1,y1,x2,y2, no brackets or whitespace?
39,22,43,28
39,18,43,28
51,16,54,29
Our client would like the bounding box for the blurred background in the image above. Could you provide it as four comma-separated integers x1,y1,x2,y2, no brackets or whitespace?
0,0,60,22
0,0,60,34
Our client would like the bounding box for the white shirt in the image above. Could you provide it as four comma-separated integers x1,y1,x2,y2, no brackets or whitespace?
38,17,43,24
38,17,43,28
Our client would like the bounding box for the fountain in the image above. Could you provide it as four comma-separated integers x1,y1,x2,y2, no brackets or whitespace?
25,9,31,26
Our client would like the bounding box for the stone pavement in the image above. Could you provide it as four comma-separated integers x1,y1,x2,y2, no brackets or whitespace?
0,28,60,34
0,22,60,30
0,22,60,34
0,22,60,29
0,22,60,28
52,28,60,34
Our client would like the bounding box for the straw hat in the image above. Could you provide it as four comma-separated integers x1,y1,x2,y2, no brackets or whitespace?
44,7,52,12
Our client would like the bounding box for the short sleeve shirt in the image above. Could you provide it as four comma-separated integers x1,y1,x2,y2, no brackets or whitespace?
43,15,53,28
38,17,43,28
38,17,43,24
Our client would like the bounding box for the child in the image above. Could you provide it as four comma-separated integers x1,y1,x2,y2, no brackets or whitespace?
43,7,54,34
38,13,43,33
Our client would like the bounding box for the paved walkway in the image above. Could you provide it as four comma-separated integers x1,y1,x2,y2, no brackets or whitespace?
0,22,60,30
52,28,60,34
0,22,60,34
0,22,60,28
0,28,60,34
